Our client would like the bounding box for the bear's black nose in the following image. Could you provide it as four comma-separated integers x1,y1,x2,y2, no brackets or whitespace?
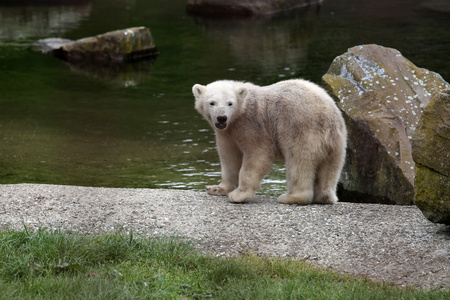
217,116,227,123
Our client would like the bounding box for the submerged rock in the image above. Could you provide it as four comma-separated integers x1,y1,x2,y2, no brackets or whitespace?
186,0,322,16
323,44,450,205
412,89,450,224
33,38,73,54
34,27,158,64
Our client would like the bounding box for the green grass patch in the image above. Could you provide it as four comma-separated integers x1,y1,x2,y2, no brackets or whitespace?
0,227,448,299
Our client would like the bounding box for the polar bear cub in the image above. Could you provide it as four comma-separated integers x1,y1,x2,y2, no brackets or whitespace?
192,79,347,205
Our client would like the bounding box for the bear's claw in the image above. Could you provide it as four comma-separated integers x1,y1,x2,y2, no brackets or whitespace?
206,185,228,196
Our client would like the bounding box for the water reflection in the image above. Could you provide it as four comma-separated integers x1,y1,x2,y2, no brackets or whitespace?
67,58,155,87
190,5,320,77
0,0,92,41
154,136,288,196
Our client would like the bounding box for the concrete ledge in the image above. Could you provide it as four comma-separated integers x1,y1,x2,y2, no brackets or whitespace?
1,183,448,288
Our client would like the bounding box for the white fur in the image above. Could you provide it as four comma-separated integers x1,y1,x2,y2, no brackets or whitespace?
192,79,347,205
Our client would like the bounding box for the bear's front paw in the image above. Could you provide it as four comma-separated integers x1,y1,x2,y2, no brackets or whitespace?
228,189,254,203
206,185,229,196
277,192,313,205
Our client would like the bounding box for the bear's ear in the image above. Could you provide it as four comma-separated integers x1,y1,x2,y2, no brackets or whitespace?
192,84,206,98
236,87,248,100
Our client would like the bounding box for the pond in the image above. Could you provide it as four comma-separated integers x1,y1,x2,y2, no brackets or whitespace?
1,0,449,197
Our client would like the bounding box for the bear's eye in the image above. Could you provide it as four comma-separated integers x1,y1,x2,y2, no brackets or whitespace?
228,102,233,107
209,102,215,106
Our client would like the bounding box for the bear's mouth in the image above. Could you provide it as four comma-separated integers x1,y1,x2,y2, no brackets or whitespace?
215,122,227,130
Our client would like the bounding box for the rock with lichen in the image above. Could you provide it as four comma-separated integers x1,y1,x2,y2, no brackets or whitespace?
34,27,158,64
412,89,450,224
323,44,450,205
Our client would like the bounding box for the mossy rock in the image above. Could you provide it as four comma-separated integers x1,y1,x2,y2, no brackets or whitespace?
412,89,450,224
412,90,450,176
414,164,450,224
35,27,158,64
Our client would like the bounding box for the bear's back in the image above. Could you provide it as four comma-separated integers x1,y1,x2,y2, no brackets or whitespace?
260,79,334,106
246,79,339,125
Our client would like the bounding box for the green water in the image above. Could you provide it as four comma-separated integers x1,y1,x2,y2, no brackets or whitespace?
1,0,449,196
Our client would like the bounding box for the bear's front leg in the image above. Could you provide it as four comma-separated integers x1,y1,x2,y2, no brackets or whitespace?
228,153,273,203
207,134,242,196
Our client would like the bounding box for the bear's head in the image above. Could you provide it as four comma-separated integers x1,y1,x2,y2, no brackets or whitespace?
192,80,248,130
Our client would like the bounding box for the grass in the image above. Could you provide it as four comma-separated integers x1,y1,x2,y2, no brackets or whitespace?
0,227,448,299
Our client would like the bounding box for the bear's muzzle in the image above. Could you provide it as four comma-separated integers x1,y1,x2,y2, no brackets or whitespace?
215,115,228,129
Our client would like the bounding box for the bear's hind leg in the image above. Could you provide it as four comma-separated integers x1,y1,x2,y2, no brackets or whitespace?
277,160,315,205
312,155,344,205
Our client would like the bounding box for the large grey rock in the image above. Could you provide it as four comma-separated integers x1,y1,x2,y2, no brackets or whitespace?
186,0,322,16
34,27,158,64
412,89,450,224
323,44,450,205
